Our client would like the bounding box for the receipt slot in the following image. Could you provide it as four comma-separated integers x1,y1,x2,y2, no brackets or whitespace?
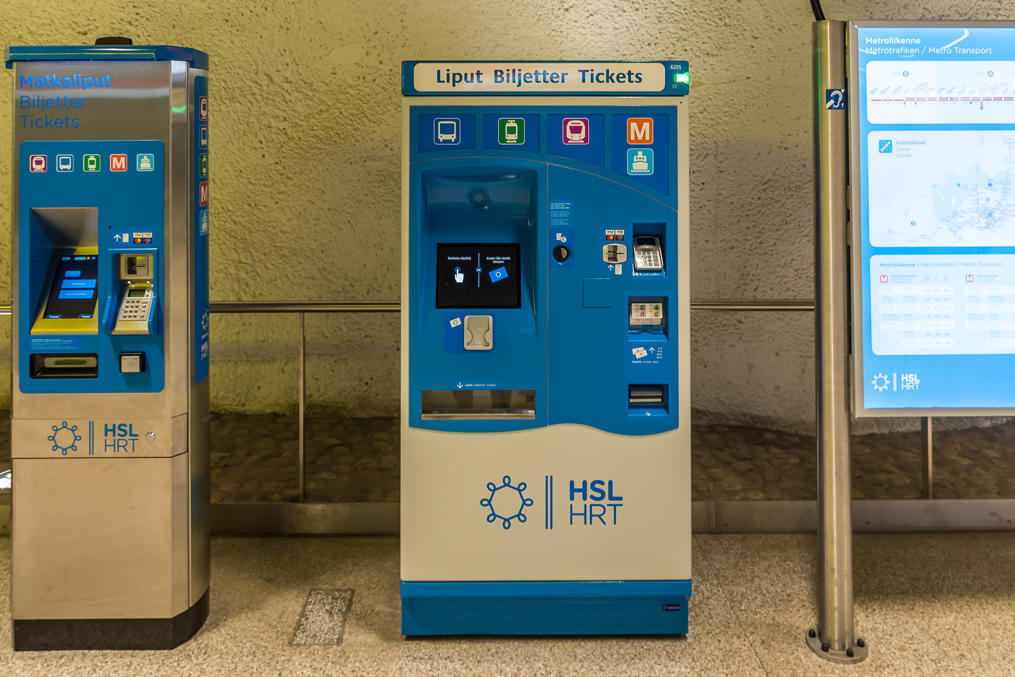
6,41,210,650
401,61,691,635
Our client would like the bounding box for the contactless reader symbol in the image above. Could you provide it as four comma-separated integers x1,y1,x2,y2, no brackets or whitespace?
562,117,589,145
488,266,509,283
454,266,465,284
48,421,82,456
433,117,461,145
480,475,534,530
627,148,654,175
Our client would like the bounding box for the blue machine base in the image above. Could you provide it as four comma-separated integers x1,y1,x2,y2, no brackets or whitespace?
400,580,691,636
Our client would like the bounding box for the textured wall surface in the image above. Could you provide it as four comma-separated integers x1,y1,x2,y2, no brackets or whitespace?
0,0,1011,432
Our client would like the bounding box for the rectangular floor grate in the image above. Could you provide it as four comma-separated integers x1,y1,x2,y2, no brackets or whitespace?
290,589,354,646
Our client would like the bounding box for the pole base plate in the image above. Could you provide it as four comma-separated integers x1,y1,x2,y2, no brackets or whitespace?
806,628,868,664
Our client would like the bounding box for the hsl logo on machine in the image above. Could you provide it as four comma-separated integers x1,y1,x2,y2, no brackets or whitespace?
481,475,534,529
104,423,140,453
482,475,625,530
568,479,624,526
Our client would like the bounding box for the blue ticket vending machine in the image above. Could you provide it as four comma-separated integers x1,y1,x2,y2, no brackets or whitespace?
400,61,691,635
6,42,210,650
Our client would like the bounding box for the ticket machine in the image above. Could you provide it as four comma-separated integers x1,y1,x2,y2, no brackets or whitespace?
401,61,691,635
6,40,210,650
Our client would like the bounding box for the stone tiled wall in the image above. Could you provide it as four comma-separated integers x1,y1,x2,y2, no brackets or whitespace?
0,0,1008,431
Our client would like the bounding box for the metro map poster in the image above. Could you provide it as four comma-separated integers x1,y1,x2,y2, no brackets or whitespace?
851,22,1015,414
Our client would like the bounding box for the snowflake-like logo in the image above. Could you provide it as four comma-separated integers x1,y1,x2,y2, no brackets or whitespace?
48,421,82,456
480,475,534,530
871,372,890,392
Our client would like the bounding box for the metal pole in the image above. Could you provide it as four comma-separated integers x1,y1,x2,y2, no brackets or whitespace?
921,417,934,499
808,19,867,663
297,311,306,502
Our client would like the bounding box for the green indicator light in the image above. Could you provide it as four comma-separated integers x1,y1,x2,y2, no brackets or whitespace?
673,72,690,85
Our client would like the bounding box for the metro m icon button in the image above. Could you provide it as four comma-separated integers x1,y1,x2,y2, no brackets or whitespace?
110,154,128,172
627,117,653,145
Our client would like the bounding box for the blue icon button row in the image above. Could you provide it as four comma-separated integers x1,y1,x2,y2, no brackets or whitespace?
26,153,159,173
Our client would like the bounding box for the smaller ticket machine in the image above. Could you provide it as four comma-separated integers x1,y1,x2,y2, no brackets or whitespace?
7,40,210,650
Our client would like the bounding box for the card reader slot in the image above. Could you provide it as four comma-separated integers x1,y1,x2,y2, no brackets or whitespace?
421,389,536,420
30,353,98,379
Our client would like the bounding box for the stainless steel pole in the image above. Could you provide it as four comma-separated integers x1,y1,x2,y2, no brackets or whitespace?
297,311,306,502
808,19,867,663
921,417,934,499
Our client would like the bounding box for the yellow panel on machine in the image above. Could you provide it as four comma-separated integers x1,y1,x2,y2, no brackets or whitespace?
31,246,100,336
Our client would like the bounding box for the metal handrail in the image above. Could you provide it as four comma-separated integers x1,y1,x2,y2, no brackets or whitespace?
0,299,815,316
0,296,815,500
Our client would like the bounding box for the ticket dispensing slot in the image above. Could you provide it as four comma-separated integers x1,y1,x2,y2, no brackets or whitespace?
629,384,667,408
421,389,536,419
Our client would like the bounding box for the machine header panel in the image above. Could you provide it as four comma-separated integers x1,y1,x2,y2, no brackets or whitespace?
6,44,209,69
850,21,1015,416
403,61,689,96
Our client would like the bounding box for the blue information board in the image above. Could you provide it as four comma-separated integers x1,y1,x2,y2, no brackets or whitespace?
851,22,1015,415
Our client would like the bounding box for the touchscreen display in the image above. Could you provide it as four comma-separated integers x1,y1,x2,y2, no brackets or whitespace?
437,243,520,308
44,254,98,319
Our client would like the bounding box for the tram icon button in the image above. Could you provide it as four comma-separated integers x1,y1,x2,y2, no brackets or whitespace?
199,96,208,121
29,155,46,172
498,118,525,145
83,154,101,172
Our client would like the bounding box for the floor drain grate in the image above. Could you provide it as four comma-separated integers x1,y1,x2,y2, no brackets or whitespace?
290,589,354,646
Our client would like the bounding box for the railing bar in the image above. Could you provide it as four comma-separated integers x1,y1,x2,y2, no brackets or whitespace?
297,311,306,503
0,300,818,316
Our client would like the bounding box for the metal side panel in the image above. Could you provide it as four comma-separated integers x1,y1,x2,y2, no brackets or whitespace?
11,456,186,619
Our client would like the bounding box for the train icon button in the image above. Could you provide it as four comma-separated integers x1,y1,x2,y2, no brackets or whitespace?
562,118,589,145
29,155,46,172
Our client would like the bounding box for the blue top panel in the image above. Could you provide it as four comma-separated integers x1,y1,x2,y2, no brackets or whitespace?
403,61,689,96
6,45,208,70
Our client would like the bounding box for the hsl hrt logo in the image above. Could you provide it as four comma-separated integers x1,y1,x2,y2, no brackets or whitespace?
570,480,624,526
105,423,139,453
481,475,533,529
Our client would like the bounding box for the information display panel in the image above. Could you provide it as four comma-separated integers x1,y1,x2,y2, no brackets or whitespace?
850,21,1015,415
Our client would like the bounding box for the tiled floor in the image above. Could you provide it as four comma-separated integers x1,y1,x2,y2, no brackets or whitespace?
2,413,1014,503
1,533,1013,675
